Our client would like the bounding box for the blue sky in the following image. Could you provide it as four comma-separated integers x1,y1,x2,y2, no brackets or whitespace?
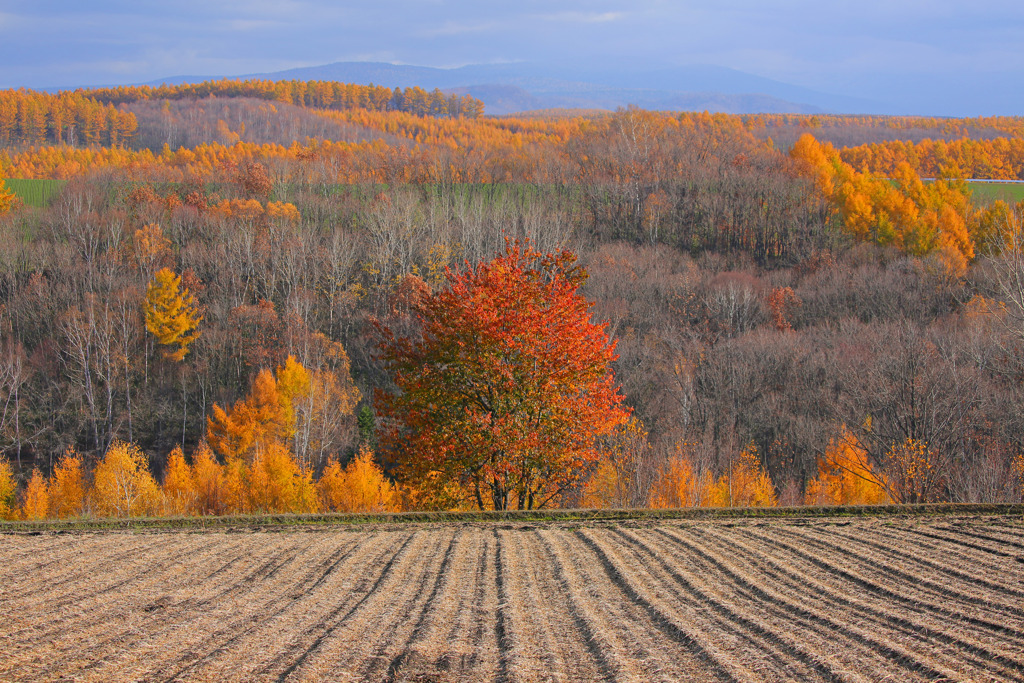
2,1,1022,114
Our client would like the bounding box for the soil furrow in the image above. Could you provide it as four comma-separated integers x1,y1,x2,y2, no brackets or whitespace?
340,531,460,681
146,532,379,682
96,534,361,682
884,524,1019,561
740,525,1024,640
694,524,1024,676
64,534,334,682
606,527,908,683
273,531,422,681
558,528,751,682
490,528,603,682
535,529,666,682
0,533,256,663
791,525,1024,615
823,524,1024,599
667,525,1024,679
380,532,479,683
3,518,1022,682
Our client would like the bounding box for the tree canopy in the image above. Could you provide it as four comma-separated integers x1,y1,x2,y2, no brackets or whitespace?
376,242,628,510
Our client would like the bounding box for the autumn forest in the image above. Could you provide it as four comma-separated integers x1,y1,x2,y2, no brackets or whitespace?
1,80,1024,518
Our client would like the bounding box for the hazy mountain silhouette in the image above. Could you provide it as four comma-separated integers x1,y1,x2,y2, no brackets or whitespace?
142,60,886,115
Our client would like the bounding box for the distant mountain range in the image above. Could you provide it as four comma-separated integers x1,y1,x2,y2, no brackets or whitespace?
142,61,886,116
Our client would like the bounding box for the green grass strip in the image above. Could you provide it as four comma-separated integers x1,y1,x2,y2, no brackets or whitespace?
4,178,68,207
2,503,1020,534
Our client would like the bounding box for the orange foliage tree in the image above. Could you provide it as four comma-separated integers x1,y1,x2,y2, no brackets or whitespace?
0,456,15,519
805,426,891,506
790,133,978,272
0,175,15,215
144,268,202,361
21,468,50,520
582,416,650,509
376,242,629,510
648,445,713,509
706,446,779,508
317,444,400,513
162,446,197,515
91,441,161,517
48,450,86,518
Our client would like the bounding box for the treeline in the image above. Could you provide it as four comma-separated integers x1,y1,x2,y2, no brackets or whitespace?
746,112,1024,147
83,79,484,119
790,133,1003,273
0,89,137,148
840,136,1024,181
1,105,1024,511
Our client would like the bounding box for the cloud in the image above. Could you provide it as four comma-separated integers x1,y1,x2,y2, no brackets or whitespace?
537,11,625,23
420,20,500,37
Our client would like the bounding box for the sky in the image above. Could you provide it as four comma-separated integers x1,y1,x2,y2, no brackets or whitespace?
2,1,1022,115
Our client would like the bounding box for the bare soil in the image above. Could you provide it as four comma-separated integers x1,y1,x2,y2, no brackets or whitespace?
1,515,1022,682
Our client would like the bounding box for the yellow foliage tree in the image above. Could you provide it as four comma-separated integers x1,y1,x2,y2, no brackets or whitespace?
317,444,400,513
91,441,162,517
221,456,249,514
247,441,318,513
143,267,202,361
21,468,50,520
162,446,196,515
208,353,359,470
0,456,15,519
191,441,225,515
805,427,891,506
885,438,944,504
582,416,648,509
49,450,85,518
277,350,361,469
648,446,715,508
207,368,288,462
0,176,16,215
707,445,778,508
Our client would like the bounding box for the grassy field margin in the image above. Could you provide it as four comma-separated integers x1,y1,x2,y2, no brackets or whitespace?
1,502,1020,534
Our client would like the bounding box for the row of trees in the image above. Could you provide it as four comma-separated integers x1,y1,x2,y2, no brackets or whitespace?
83,79,484,119
0,89,138,148
0,440,398,520
839,136,1024,181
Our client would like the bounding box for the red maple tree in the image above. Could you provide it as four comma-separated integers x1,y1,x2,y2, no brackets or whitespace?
376,241,628,510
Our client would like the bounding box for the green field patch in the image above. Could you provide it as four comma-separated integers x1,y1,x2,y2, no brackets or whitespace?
4,178,68,207
967,180,1024,206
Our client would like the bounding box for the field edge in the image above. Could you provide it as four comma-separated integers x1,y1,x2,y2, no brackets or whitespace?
1,502,1021,534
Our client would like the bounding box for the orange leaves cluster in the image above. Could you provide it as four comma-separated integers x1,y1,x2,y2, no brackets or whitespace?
0,175,15,215
377,242,629,510
647,444,778,509
0,88,137,147
82,79,483,119
143,267,203,361
840,137,1024,181
791,134,980,271
0,456,14,519
317,444,400,513
804,427,891,506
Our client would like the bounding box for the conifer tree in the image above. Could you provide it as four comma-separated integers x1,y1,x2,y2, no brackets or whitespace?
144,268,202,361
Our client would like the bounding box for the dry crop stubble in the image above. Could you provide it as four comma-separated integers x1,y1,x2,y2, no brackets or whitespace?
1,516,1023,682
692,524,1024,679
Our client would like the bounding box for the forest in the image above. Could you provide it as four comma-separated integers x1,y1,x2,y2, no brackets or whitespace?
1,79,1024,517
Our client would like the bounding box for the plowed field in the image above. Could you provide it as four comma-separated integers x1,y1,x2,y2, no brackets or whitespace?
2,516,1023,682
